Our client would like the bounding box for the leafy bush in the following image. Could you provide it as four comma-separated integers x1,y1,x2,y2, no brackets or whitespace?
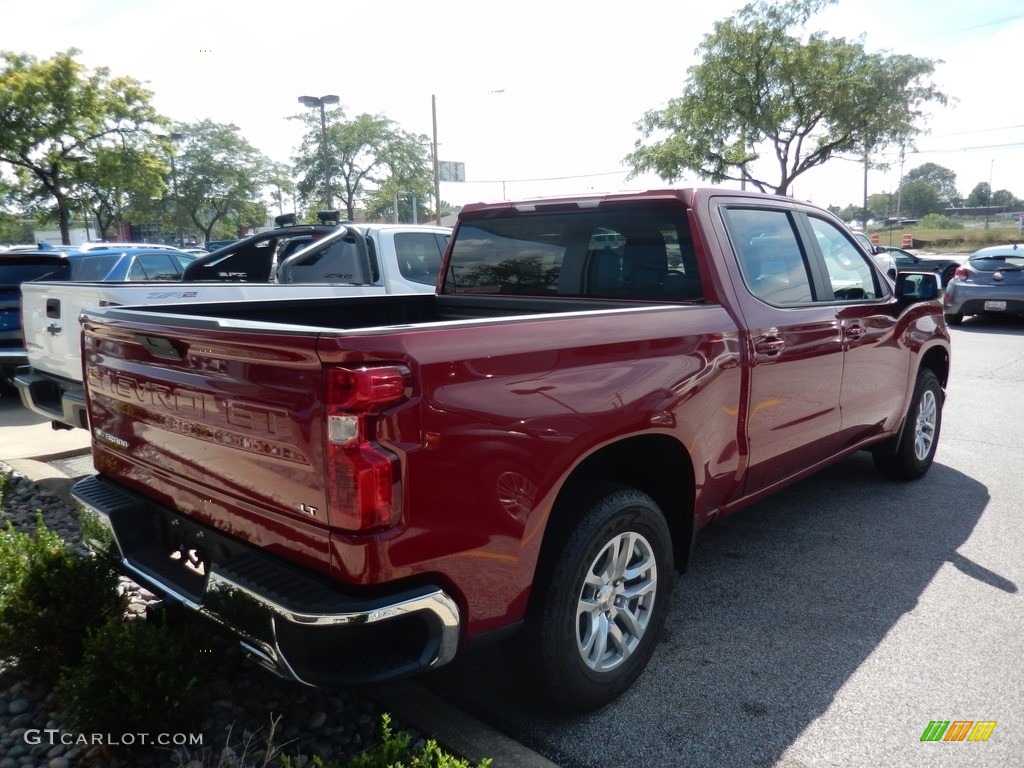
59,613,213,751
918,214,964,230
0,513,125,684
279,713,492,768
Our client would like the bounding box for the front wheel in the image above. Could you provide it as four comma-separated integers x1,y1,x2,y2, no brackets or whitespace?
526,483,673,712
873,369,943,480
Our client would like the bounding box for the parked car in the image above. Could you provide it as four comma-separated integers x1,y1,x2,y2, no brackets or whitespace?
851,231,897,279
882,247,962,288
0,245,195,384
943,244,1024,325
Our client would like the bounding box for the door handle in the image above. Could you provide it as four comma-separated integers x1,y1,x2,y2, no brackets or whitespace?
754,337,786,356
46,322,62,336
845,324,867,339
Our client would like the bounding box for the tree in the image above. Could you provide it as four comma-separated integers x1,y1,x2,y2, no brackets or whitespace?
991,189,1019,207
625,0,946,195
69,144,168,240
292,108,432,221
172,120,270,244
897,178,942,218
966,182,991,208
0,49,165,244
263,161,297,218
902,163,958,208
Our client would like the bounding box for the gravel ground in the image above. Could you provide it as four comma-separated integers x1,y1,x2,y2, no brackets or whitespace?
0,461,410,768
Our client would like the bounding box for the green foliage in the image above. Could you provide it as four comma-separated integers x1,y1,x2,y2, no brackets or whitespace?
0,49,166,243
291,106,432,222
625,0,946,195
171,118,270,244
897,178,943,218
991,188,1019,207
918,213,963,230
59,615,212,752
0,211,34,244
278,713,491,768
903,163,959,208
69,143,169,239
966,181,991,208
0,513,125,684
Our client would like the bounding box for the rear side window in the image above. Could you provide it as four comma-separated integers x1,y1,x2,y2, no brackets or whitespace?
395,232,444,285
70,255,118,281
444,208,704,302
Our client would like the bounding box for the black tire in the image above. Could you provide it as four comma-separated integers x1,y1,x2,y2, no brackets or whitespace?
526,483,673,712
873,369,943,480
941,264,958,287
944,312,963,326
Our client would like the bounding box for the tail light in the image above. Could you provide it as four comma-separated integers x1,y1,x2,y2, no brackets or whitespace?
954,265,969,281
324,365,410,532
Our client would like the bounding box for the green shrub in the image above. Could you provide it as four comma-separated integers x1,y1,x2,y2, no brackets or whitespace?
0,513,125,684
279,713,491,768
918,214,964,230
59,614,213,752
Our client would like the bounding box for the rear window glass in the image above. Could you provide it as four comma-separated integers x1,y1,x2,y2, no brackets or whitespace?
444,208,704,302
0,260,70,283
969,252,1024,271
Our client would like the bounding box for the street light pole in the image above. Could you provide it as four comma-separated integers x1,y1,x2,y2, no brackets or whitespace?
299,95,340,211
432,94,441,225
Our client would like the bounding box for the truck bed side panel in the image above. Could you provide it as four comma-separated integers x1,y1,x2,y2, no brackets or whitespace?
316,304,742,633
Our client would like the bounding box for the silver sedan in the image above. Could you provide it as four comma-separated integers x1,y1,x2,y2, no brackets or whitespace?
943,244,1024,325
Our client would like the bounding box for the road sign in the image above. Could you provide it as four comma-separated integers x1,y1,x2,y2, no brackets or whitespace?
439,161,465,182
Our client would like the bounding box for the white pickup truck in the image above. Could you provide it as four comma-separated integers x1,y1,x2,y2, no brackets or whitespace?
15,221,449,429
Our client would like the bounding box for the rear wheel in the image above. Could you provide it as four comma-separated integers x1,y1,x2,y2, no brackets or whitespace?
873,369,943,480
526,483,673,712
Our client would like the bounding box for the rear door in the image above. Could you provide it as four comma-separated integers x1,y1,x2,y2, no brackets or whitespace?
716,205,845,494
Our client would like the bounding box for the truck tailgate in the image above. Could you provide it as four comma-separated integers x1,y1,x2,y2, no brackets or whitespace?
83,314,333,574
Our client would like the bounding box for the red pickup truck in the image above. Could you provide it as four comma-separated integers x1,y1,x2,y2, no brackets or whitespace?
73,189,950,712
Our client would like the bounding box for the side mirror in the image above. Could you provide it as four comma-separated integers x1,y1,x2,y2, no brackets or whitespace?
895,272,940,302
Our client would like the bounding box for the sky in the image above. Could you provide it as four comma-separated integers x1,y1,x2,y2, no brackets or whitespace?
2,0,1022,212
